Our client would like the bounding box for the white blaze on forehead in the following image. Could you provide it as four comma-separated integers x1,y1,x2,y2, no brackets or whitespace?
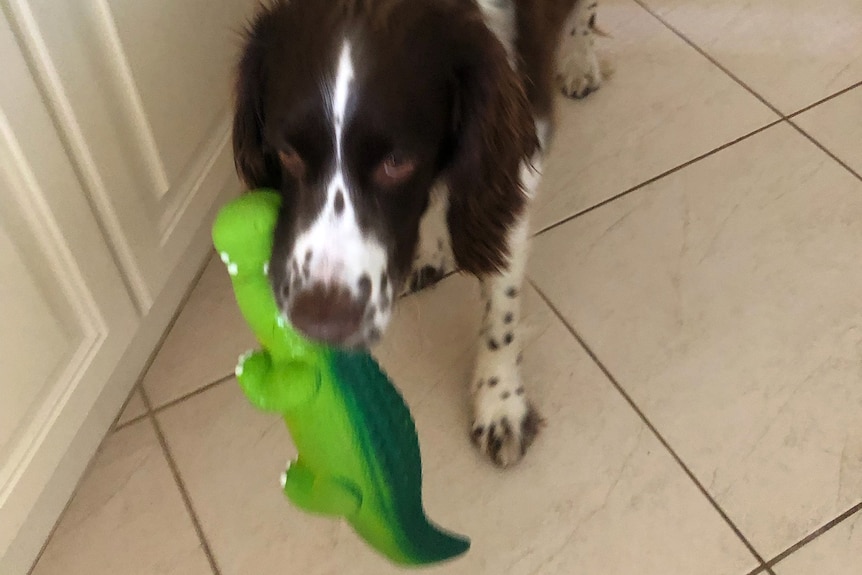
289,40,388,301
332,42,354,164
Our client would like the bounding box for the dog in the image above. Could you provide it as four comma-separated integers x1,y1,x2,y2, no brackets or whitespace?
232,0,606,467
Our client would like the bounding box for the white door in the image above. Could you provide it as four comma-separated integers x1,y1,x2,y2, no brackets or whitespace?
0,9,139,570
4,0,254,313
0,1,256,571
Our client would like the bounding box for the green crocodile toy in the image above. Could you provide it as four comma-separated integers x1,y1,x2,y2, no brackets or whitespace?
212,190,470,566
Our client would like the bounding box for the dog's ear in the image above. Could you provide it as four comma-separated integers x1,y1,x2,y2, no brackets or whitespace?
445,13,538,276
233,12,281,190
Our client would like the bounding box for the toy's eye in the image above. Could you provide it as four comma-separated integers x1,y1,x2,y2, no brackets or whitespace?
279,145,306,180
373,152,416,188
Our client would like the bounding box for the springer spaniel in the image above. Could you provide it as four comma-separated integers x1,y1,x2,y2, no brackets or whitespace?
232,0,606,467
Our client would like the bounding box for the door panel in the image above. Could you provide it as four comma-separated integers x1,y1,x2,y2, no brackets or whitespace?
0,225,74,457
0,10,138,566
4,0,257,311
0,0,256,568
109,0,252,185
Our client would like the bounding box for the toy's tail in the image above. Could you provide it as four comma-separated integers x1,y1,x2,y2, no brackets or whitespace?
400,517,470,566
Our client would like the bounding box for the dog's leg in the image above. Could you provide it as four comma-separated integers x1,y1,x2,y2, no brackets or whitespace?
404,183,455,294
557,0,606,99
470,159,544,467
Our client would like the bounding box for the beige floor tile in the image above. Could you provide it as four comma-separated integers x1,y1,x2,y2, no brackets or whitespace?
142,253,256,408
158,276,756,575
31,421,212,575
641,0,862,114
794,87,862,176
775,510,862,575
533,0,775,231
530,123,862,558
115,388,147,427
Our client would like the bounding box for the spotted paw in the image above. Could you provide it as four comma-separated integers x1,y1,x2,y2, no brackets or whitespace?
402,184,454,296
557,4,609,100
407,264,447,293
470,375,544,468
557,56,603,99
560,76,600,99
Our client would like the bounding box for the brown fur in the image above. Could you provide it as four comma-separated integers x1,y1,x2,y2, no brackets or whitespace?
232,0,574,281
232,8,276,189
514,0,579,123
444,6,539,275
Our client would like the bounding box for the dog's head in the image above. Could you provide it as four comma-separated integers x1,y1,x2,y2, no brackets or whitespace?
233,0,536,347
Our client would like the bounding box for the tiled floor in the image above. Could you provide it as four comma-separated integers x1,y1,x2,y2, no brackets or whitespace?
31,0,862,573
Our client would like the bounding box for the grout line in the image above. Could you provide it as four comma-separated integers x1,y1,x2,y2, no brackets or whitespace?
111,253,464,570
764,500,862,569
530,280,771,572
629,0,862,218
110,251,215,433
26,252,217,573
631,0,785,118
787,79,862,118
145,373,236,416
119,263,463,431
125,259,460,424
25,446,105,575
109,384,142,431
143,393,223,575
532,120,782,237
786,119,862,181
118,368,232,432
633,0,862,196
112,412,150,432
535,1,861,240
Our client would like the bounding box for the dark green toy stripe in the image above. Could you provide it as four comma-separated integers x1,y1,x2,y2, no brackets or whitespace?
327,349,470,564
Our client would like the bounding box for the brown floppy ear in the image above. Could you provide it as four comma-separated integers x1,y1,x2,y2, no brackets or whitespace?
445,16,538,276
233,12,281,190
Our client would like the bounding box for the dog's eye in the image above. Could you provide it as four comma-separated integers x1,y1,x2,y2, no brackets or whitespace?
374,152,416,187
279,145,306,180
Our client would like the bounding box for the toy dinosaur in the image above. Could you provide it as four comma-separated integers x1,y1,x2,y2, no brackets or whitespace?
211,190,470,566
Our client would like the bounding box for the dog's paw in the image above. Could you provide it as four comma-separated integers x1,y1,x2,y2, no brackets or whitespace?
402,184,454,296
557,49,603,99
407,264,448,293
470,373,544,468
401,239,454,296
557,4,612,100
558,71,601,99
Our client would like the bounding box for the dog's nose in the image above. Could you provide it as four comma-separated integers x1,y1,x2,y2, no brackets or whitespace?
288,283,364,346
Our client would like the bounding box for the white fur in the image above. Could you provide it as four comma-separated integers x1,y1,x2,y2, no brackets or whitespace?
290,41,392,333
332,43,353,163
402,0,555,466
404,182,455,294
470,157,542,467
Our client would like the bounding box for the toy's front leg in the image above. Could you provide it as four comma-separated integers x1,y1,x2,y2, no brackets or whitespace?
236,350,319,413
280,459,362,518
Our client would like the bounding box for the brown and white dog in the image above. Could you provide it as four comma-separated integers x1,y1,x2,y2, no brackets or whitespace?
232,0,606,467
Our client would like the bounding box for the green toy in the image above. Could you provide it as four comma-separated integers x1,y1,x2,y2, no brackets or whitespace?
212,190,470,566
